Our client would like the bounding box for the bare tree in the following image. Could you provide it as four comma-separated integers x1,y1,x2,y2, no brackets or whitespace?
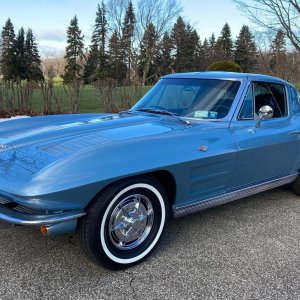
95,79,142,112
136,0,182,38
106,0,128,38
41,51,66,78
135,0,181,82
106,0,181,83
63,79,84,113
106,0,181,39
255,30,274,74
233,0,300,50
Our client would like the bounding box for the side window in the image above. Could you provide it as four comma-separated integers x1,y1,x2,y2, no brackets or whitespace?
239,81,287,120
290,86,300,113
254,82,287,118
239,84,254,119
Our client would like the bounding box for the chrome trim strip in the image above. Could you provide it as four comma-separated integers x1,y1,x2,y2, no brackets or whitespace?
173,173,298,218
13,205,35,214
0,205,86,225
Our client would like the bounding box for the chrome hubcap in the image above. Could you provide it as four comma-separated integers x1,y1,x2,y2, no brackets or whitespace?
108,194,154,250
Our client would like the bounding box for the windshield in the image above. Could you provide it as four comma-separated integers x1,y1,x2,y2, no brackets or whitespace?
132,78,241,119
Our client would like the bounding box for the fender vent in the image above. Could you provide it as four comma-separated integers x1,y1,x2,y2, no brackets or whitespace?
13,205,34,214
0,196,11,205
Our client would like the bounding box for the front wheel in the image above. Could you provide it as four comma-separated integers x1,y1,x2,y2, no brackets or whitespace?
79,176,168,269
292,174,300,196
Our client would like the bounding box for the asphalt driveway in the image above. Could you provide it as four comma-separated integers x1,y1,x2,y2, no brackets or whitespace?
1,186,300,300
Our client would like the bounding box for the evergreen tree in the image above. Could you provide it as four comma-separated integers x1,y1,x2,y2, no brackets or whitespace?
83,46,98,84
215,23,233,61
83,1,108,84
15,27,26,81
0,18,15,81
234,25,258,73
193,38,202,70
63,15,85,83
156,32,173,76
208,33,217,64
172,17,199,73
269,29,286,77
185,25,200,71
108,30,127,81
25,29,44,81
209,33,216,48
122,0,136,79
171,16,186,72
200,38,210,70
94,1,107,58
138,22,157,85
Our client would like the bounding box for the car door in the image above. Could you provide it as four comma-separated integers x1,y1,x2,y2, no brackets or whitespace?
229,81,300,189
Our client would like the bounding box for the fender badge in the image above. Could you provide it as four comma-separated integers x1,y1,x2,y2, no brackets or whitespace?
199,145,208,152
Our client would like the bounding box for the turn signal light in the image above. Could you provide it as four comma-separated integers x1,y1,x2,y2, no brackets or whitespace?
40,225,48,236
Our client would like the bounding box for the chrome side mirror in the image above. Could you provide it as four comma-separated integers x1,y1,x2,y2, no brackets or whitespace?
258,105,273,120
255,105,273,128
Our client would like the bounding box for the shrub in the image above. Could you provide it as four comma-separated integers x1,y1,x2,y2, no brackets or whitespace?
207,61,242,72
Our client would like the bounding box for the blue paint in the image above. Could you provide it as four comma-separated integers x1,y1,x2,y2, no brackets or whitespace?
0,72,298,235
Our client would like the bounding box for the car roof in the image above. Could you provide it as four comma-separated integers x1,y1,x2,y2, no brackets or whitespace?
162,71,289,85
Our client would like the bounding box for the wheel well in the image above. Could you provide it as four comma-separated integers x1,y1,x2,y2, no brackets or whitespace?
84,171,177,213
149,170,176,207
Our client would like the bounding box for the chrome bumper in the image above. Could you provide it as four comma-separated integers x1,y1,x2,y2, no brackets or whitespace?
0,204,86,225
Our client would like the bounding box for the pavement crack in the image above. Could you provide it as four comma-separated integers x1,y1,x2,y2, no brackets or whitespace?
125,270,138,300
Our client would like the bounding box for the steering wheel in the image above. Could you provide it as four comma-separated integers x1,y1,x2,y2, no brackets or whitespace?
215,105,230,118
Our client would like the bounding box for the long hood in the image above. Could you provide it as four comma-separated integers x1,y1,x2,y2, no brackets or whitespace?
0,113,182,176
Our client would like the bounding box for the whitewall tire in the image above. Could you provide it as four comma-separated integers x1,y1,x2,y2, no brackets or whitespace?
79,176,169,269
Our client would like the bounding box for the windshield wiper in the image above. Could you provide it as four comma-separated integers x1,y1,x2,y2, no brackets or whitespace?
119,110,137,115
136,108,190,125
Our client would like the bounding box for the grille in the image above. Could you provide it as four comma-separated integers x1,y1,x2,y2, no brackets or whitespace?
0,195,34,214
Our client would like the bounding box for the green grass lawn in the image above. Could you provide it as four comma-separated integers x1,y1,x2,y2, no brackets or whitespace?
3,79,300,116
31,84,152,114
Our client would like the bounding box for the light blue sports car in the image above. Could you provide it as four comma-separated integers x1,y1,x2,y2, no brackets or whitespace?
0,72,300,269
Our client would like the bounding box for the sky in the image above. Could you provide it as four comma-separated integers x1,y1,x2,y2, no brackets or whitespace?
0,0,251,56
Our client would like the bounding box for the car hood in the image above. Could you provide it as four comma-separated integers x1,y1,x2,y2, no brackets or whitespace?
0,113,183,176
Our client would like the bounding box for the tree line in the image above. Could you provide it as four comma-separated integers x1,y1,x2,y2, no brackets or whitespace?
61,0,300,85
0,0,299,115
63,0,259,86
0,18,44,82
0,0,298,86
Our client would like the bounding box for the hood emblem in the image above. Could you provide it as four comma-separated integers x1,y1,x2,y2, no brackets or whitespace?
199,145,208,152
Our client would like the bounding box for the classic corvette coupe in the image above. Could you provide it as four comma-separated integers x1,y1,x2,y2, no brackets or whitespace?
0,71,300,269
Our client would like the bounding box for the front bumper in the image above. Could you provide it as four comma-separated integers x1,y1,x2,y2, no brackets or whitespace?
0,204,85,225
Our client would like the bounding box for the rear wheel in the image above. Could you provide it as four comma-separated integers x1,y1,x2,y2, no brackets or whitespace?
79,176,168,269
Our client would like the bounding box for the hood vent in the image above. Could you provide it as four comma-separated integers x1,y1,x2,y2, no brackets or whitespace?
41,132,111,156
